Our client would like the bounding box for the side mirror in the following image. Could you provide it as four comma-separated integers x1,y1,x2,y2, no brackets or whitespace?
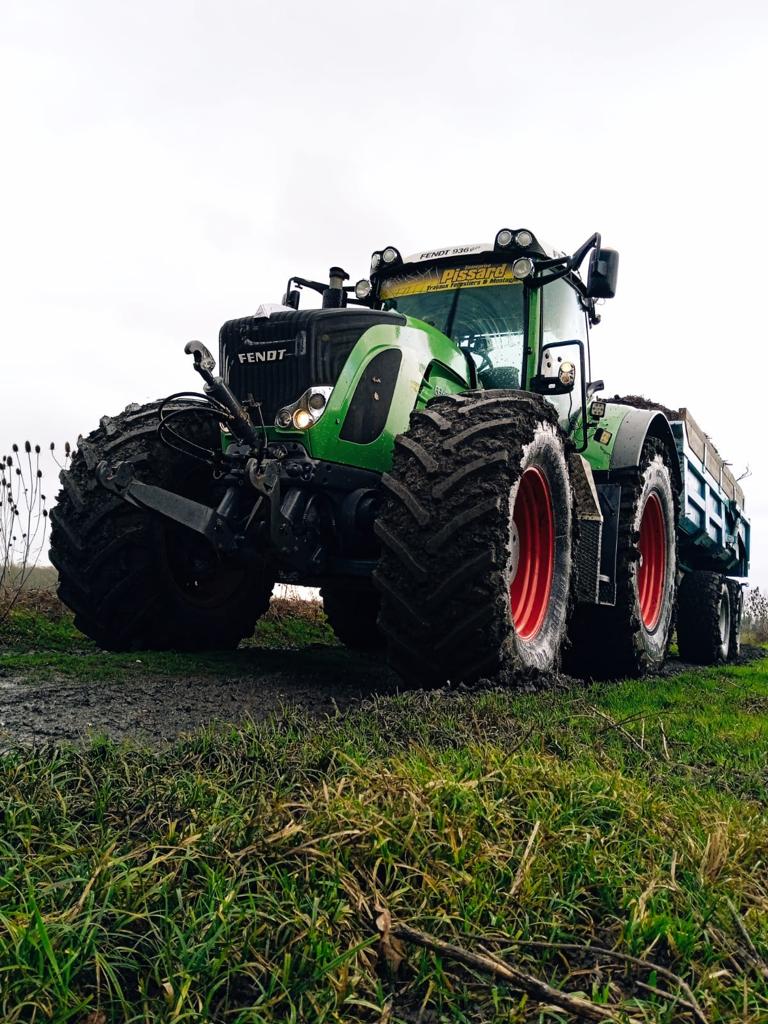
283,289,301,309
587,248,619,299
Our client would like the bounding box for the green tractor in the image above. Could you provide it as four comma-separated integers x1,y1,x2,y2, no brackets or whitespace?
51,228,750,682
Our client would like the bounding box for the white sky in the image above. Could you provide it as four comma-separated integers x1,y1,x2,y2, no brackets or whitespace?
2,0,767,583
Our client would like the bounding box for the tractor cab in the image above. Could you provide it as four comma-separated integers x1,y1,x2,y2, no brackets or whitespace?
365,230,619,450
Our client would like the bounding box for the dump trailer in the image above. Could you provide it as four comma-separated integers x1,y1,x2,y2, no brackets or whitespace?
50,227,750,683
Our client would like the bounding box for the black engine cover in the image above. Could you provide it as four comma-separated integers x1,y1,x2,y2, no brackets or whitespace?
219,308,404,422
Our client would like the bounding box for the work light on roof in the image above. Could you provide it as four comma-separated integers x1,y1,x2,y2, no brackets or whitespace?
382,246,399,264
370,252,381,270
495,228,513,247
355,278,372,299
512,257,534,279
515,229,533,247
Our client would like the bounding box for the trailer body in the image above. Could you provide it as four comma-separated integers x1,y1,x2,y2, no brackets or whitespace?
671,409,750,577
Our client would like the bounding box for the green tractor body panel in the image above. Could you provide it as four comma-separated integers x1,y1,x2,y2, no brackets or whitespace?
581,403,632,474
524,288,541,390
280,319,471,471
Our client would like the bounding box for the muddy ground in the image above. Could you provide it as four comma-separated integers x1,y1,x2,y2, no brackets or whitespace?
0,646,403,748
0,641,762,749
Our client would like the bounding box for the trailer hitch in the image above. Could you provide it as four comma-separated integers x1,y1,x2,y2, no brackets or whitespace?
96,460,240,553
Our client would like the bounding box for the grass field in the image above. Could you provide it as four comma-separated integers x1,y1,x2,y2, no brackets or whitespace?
1,601,767,1022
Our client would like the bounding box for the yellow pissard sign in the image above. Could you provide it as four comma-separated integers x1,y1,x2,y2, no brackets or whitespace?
379,262,522,299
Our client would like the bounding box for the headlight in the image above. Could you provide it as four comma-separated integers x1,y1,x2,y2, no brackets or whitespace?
276,386,334,431
293,408,313,430
512,256,534,279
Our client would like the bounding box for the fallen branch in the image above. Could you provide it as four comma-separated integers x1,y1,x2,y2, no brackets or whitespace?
726,898,768,981
509,940,708,1024
635,979,701,1015
578,705,649,756
387,921,620,1022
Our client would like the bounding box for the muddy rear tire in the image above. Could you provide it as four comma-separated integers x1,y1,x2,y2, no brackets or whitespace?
677,571,731,664
374,391,573,686
321,583,384,650
567,438,678,678
50,401,274,651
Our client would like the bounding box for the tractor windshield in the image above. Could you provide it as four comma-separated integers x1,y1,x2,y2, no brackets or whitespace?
380,262,525,389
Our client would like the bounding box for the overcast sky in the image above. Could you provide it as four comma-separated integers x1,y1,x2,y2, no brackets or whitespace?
2,0,766,584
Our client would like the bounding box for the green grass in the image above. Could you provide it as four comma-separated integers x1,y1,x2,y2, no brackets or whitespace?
1,607,768,1021
0,600,339,680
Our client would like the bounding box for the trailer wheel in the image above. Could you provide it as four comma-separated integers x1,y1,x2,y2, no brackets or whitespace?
726,579,743,661
568,437,678,678
374,392,573,686
50,401,274,651
677,571,731,664
321,584,384,650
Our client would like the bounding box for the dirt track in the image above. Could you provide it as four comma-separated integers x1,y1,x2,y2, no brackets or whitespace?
1,643,763,750
0,646,402,748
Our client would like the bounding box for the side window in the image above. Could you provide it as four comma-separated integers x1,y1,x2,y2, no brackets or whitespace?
541,278,588,435
542,277,588,345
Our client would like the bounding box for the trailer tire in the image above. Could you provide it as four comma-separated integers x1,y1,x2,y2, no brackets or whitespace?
677,571,731,664
321,584,384,650
50,401,274,651
726,579,743,661
374,391,574,686
568,437,678,678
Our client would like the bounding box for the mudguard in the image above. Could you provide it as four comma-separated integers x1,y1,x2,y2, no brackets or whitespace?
610,406,682,489
583,402,681,490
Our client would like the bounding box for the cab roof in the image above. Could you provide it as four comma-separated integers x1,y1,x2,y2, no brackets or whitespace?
401,239,563,265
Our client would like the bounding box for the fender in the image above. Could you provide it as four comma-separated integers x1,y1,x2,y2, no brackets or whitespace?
610,406,682,490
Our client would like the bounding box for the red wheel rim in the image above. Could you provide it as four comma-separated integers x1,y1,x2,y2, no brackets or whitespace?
637,492,666,631
509,467,555,641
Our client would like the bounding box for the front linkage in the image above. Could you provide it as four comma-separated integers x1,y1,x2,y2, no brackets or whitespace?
97,340,379,579
97,341,262,558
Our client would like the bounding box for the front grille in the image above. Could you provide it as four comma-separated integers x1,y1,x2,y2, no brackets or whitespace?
219,308,404,422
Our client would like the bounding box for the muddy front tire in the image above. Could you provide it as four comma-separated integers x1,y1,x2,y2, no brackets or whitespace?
568,438,678,678
50,402,274,651
374,392,573,686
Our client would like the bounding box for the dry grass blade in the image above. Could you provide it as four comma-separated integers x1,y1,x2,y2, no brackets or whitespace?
659,718,670,761
389,921,621,1022
510,819,540,898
